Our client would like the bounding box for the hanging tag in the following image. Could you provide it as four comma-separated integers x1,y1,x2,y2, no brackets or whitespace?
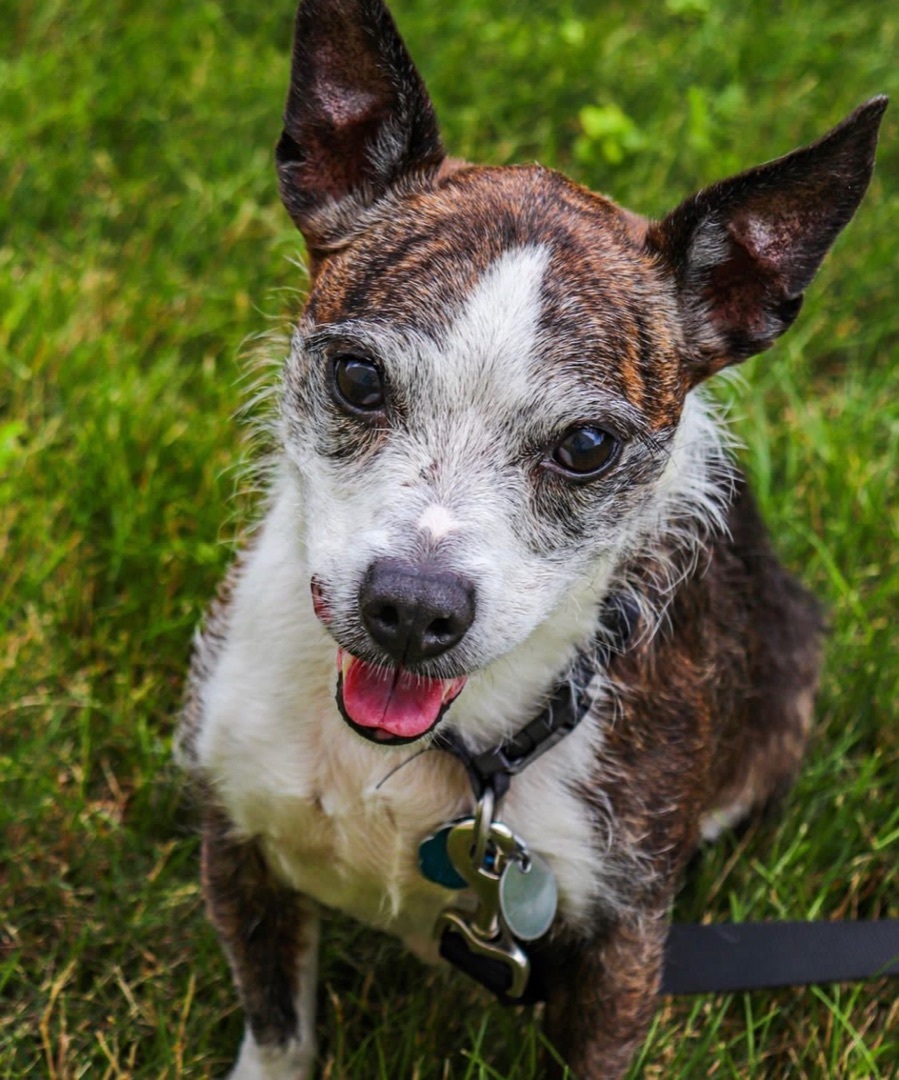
498,853,558,941
418,821,470,890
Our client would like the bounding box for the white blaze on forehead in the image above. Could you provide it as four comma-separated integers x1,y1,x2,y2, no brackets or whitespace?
418,504,460,540
439,244,549,394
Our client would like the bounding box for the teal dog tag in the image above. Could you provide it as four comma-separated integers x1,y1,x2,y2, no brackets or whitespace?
418,823,469,889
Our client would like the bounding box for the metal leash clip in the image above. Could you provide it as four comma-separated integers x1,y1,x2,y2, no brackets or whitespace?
435,787,532,999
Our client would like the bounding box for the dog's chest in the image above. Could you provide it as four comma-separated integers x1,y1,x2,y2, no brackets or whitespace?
200,650,608,951
256,741,476,954
214,711,608,955
199,671,460,950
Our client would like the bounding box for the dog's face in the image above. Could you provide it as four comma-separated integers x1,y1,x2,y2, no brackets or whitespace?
273,0,884,746
281,168,699,742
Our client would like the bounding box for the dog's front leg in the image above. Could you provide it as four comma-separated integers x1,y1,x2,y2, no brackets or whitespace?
543,907,668,1080
202,809,319,1080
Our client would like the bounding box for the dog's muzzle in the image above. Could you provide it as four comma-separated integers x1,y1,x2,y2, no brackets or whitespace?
328,559,475,744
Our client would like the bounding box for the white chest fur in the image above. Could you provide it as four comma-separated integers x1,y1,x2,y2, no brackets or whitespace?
192,490,615,953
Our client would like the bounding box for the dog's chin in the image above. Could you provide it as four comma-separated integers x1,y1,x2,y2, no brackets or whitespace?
334,648,467,747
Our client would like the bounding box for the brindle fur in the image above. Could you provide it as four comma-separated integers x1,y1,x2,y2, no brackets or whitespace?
183,1,885,1076
540,477,823,1075
202,805,315,1050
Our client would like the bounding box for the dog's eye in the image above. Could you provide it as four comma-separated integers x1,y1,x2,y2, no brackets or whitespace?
550,427,619,478
333,355,385,412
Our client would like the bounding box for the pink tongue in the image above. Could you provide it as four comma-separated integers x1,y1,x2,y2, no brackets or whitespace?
341,653,460,738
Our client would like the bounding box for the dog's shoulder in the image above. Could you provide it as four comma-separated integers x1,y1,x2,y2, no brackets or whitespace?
587,468,823,863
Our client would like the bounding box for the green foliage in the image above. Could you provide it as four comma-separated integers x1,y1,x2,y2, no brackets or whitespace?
1,0,896,1076
575,103,646,166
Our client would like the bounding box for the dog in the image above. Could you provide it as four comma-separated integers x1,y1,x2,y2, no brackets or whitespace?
176,0,886,1075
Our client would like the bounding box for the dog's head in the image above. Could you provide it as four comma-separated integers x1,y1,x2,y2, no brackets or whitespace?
273,0,884,746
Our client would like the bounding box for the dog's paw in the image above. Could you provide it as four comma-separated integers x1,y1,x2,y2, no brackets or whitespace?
226,1029,314,1080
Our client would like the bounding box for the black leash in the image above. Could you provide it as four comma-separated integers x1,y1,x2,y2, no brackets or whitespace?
441,918,899,1003
431,592,899,1001
661,919,899,995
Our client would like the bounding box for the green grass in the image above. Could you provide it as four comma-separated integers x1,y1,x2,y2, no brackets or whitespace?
1,0,896,1076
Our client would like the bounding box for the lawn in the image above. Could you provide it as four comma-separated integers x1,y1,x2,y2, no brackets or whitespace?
1,0,896,1076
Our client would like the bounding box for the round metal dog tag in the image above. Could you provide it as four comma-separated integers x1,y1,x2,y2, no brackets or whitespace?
498,853,558,941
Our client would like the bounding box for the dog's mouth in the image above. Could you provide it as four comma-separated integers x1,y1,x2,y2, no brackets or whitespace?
335,648,467,745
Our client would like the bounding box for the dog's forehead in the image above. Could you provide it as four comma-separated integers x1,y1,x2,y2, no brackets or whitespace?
306,166,684,425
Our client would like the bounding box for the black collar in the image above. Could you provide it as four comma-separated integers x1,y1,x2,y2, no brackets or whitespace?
434,592,639,801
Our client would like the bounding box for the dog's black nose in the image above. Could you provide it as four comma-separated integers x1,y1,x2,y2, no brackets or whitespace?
360,559,475,665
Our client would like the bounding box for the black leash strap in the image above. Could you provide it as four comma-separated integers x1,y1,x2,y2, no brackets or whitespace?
443,919,899,1003
661,919,899,995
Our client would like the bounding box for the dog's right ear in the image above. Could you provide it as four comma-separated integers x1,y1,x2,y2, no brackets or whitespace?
276,0,444,255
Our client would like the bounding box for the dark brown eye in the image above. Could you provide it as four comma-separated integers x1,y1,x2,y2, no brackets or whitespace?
551,427,619,478
333,355,384,412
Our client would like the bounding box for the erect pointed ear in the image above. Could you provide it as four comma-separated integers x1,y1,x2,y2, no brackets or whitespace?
647,96,887,385
275,0,444,254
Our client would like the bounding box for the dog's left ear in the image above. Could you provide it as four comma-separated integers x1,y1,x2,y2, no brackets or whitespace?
276,0,444,255
648,96,887,384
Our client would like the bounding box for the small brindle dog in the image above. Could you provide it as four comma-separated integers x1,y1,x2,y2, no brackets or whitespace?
177,1,886,1075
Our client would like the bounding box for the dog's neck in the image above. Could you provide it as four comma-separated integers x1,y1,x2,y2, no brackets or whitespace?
436,590,638,801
